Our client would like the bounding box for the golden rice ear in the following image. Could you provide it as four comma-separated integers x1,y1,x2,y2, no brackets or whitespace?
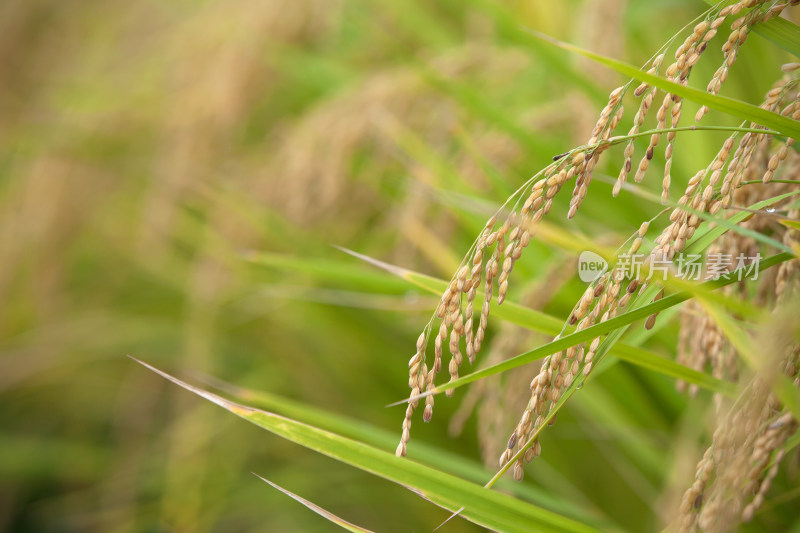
678,320,800,532
396,11,800,527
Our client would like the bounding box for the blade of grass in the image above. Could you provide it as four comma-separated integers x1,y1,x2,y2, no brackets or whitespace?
779,218,800,232
337,246,737,397
254,474,375,533
131,358,599,533
684,191,800,253
595,174,799,255
610,343,736,396
248,191,800,399
245,251,411,294
525,30,800,139
198,374,619,530
571,384,666,484
702,0,800,57
755,17,800,58
395,252,792,402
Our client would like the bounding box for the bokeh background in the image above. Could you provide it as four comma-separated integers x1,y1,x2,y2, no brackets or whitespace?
1,0,797,531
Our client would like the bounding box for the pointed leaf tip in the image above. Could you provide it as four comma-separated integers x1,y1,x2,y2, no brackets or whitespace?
253,474,376,533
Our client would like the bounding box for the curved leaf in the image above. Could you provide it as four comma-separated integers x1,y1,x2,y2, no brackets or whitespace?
254,475,375,533
526,30,800,139
133,358,599,533
414,252,791,399
199,375,617,529
702,0,800,57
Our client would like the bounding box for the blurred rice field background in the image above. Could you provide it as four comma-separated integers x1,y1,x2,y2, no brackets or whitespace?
1,0,798,531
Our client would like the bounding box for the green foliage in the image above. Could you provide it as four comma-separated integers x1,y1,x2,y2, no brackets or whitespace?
2,1,800,532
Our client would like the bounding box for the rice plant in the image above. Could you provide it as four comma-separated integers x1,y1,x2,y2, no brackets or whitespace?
3,0,800,531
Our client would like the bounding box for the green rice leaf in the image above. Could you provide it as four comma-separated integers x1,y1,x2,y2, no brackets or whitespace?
132,358,599,533
779,218,800,232
684,191,800,253
526,30,800,139
703,0,800,57
254,475,375,533
339,248,737,397
409,252,792,399
202,376,618,529
610,343,737,396
753,17,800,57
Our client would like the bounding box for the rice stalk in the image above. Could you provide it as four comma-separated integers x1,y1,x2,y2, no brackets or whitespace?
395,4,800,509
676,312,799,533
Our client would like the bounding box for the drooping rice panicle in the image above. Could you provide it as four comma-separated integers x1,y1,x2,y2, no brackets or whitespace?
397,6,800,501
